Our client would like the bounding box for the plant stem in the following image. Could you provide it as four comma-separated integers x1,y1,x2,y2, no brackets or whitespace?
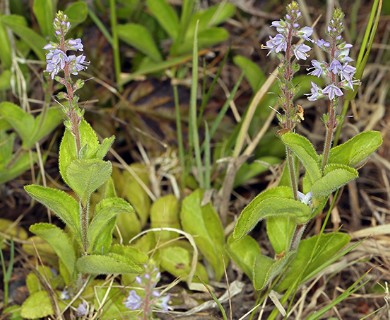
321,37,338,171
59,30,87,252
283,23,298,201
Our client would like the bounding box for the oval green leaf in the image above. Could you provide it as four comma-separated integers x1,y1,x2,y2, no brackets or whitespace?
25,185,80,235
180,189,227,280
66,159,112,205
30,223,76,281
276,232,350,292
311,164,358,197
233,186,293,240
329,131,382,167
76,253,143,274
281,132,321,183
117,23,162,62
147,0,179,40
226,234,260,280
88,197,134,254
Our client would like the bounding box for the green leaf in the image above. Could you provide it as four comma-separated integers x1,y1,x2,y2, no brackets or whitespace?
76,253,143,274
150,194,180,241
24,185,80,236
110,244,148,265
1,15,46,60
226,234,260,280
266,216,296,254
30,223,76,280
117,23,162,62
0,17,12,69
64,1,88,27
65,159,112,205
33,0,54,37
59,120,100,185
0,102,34,147
0,151,37,184
233,186,293,240
26,266,55,294
0,218,28,250
29,107,63,149
0,69,11,91
121,54,193,83
253,251,295,290
180,189,227,280
88,197,134,254
21,290,54,319
177,27,229,55
281,132,321,183
234,156,280,187
94,136,115,160
0,103,62,148
233,55,266,91
114,165,151,227
159,244,209,283
170,0,195,54
0,131,15,167
276,233,350,292
147,0,179,40
186,2,236,37
311,164,358,197
329,131,382,168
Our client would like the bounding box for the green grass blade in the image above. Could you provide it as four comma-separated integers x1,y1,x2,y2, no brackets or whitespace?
109,0,122,92
204,121,211,189
173,80,186,188
305,272,370,320
189,20,204,187
88,9,113,44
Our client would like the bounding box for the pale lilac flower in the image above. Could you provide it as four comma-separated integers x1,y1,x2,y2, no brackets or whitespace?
124,290,143,310
329,59,342,74
45,49,68,79
68,54,89,75
67,38,83,51
157,294,171,312
264,34,287,54
307,60,325,77
135,276,142,284
43,43,56,50
316,39,330,49
297,26,313,41
339,63,356,81
76,301,88,316
323,83,343,100
297,191,312,205
335,42,353,63
306,82,323,101
60,289,70,300
293,43,311,60
271,20,287,33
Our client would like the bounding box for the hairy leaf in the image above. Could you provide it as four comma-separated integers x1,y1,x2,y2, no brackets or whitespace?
281,132,321,183
66,159,112,205
76,253,143,274
233,186,293,240
311,164,358,197
25,185,80,236
329,131,382,167
30,223,76,281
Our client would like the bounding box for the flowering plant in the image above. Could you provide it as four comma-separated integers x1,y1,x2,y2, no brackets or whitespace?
229,2,382,317
20,11,148,319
